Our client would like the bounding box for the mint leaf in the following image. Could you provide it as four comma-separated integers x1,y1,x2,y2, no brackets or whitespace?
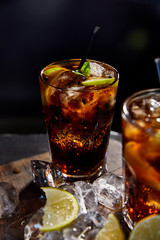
80,61,90,78
73,61,90,78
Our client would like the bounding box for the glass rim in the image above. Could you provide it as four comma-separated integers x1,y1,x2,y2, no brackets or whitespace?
39,58,119,90
122,88,160,133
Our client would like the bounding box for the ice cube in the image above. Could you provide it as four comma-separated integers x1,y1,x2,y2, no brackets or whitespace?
146,97,160,120
90,62,104,77
31,160,65,188
61,181,98,215
93,172,124,211
24,208,44,240
90,62,114,78
57,71,84,89
62,212,105,240
56,71,76,89
130,95,160,129
131,95,160,118
149,98,160,111
40,231,64,240
130,103,146,119
0,182,19,218
61,91,82,111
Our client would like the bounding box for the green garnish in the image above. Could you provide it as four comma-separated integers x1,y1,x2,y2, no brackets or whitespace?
43,67,63,75
80,61,90,78
74,61,90,78
82,77,115,86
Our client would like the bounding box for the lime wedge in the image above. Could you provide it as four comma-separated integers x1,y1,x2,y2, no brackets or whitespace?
156,130,160,142
82,77,115,86
129,215,160,240
40,187,79,232
95,214,125,240
43,67,67,75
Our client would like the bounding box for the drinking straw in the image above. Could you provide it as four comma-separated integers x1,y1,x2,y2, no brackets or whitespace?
154,58,160,83
77,26,101,70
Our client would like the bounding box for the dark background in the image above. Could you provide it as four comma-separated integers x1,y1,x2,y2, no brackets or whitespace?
0,0,160,134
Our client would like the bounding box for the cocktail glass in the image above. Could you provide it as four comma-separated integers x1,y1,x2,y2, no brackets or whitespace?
39,59,119,181
121,88,160,229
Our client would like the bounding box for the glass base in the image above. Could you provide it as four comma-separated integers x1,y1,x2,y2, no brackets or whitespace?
62,165,107,183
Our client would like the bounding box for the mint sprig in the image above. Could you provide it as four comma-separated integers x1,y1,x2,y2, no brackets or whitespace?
73,61,90,79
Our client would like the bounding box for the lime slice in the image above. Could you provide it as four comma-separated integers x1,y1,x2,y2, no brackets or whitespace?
129,215,160,240
40,187,79,232
43,67,67,75
95,214,125,240
82,77,115,86
156,130,160,142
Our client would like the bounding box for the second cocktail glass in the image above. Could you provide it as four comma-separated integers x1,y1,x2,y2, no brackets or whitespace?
122,88,160,229
39,59,119,181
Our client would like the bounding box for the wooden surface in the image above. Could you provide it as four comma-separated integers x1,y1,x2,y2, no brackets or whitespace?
0,133,122,193
0,152,50,192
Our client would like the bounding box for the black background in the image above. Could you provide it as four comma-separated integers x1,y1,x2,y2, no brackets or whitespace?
0,0,160,133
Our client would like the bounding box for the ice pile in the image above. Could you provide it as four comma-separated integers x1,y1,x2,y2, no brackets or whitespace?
24,180,102,240
24,160,124,240
25,210,104,240
0,160,124,239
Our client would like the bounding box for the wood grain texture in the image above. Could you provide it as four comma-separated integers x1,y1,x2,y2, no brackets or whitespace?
0,152,50,192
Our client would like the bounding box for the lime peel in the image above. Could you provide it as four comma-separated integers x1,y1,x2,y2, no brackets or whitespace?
95,214,125,240
156,130,160,142
82,77,115,86
129,214,160,240
40,187,79,232
43,67,66,75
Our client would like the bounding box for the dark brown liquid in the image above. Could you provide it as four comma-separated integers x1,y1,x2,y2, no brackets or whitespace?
43,94,114,177
124,164,160,225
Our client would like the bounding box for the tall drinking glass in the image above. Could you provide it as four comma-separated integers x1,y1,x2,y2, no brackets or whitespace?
39,59,119,181
121,88,160,229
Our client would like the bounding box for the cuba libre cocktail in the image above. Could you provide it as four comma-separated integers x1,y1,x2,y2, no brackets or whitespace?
122,89,160,228
39,59,119,180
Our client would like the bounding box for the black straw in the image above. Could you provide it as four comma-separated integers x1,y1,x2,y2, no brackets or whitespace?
77,26,101,70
